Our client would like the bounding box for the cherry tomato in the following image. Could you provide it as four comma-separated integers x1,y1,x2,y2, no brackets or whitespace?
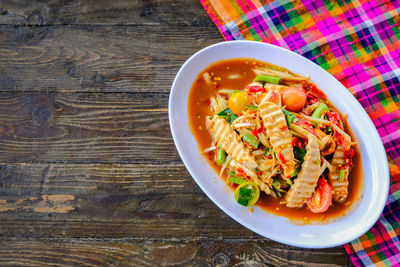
281,87,307,112
228,92,251,115
307,178,332,213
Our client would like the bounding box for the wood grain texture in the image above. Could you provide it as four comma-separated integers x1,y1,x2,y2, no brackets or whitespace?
0,25,222,93
0,162,351,266
0,92,178,163
0,0,214,26
1,163,251,239
0,238,351,266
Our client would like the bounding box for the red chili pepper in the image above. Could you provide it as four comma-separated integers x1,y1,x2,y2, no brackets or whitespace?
294,120,316,135
252,127,265,138
343,148,354,167
292,137,305,148
247,85,266,93
334,132,346,147
236,168,250,180
296,138,306,149
303,81,326,99
326,111,343,130
277,153,286,165
327,111,350,149
292,137,298,147
306,93,319,105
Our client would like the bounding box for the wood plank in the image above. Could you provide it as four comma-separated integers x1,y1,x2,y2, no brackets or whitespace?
0,162,199,200
0,238,350,266
0,0,214,26
0,162,253,239
0,92,181,163
0,25,222,93
0,161,352,267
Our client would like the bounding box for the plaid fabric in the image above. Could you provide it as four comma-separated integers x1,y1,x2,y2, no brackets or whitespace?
200,0,400,265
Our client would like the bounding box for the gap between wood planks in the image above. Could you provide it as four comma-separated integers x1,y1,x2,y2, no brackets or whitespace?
0,92,180,163
0,24,223,93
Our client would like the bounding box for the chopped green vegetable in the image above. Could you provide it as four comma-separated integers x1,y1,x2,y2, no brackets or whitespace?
271,180,285,197
243,133,260,149
264,148,270,155
254,75,281,84
339,169,345,182
237,188,252,206
239,187,252,198
327,126,332,133
291,166,301,178
234,182,260,206
246,104,258,111
228,176,246,185
216,143,226,165
217,108,237,124
254,167,259,173
293,146,306,163
282,109,296,126
237,197,249,206
311,103,328,118
285,178,293,186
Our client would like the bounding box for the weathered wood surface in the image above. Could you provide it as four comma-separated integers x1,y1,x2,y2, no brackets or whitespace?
0,0,352,266
0,238,349,266
0,93,176,163
0,25,221,93
0,0,214,26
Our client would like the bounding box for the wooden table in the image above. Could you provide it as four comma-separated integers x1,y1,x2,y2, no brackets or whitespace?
0,1,352,266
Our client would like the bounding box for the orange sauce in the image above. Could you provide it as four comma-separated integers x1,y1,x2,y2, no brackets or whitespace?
188,58,363,224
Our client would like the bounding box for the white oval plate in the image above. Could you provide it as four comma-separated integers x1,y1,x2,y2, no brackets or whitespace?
168,41,389,248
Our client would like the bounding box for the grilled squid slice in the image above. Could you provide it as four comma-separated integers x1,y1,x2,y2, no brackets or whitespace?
207,116,257,170
259,100,295,178
328,146,349,204
285,134,321,208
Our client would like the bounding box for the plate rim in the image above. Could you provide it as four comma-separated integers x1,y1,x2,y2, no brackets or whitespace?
168,40,389,248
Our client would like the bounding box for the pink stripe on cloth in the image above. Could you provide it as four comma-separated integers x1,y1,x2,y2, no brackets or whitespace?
200,0,400,266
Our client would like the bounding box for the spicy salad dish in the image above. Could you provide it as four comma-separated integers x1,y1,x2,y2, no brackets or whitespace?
188,58,362,223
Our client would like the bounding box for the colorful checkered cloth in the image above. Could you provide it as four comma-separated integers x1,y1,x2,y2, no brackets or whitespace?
200,0,400,265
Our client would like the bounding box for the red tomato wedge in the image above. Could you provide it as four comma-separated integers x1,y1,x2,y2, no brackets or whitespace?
307,178,332,213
